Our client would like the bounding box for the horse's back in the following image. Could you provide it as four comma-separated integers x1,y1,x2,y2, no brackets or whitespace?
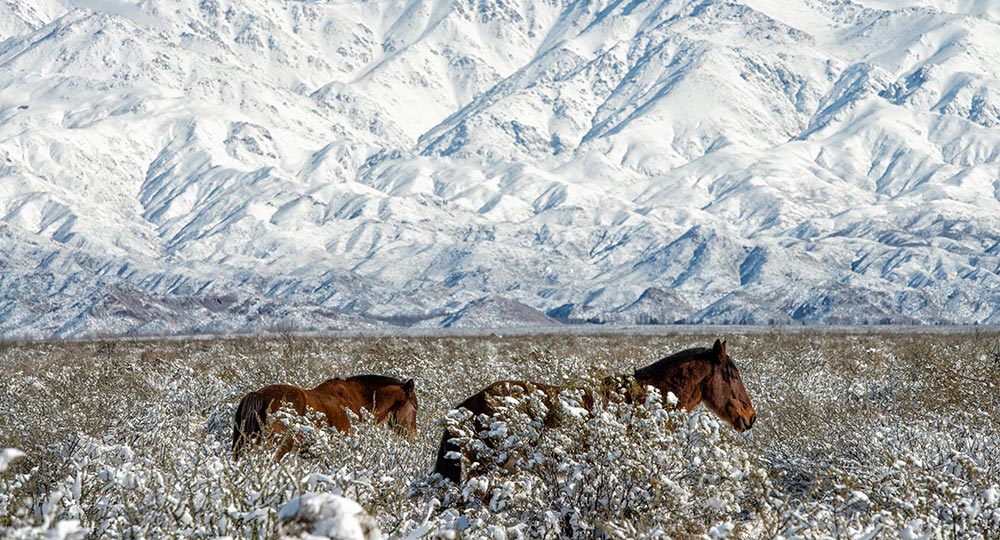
459,379,560,415
311,379,368,418
312,379,362,403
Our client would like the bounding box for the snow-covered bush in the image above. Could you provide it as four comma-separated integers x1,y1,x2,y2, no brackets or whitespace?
278,493,382,540
416,384,766,538
0,406,413,538
0,332,997,538
0,449,25,473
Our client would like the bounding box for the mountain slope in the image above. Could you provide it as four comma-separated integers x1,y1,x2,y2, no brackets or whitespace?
2,0,1000,337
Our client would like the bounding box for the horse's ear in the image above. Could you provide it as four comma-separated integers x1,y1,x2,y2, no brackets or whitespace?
402,379,415,395
713,339,726,363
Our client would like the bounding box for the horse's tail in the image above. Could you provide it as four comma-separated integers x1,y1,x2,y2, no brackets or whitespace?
433,428,462,483
232,392,268,460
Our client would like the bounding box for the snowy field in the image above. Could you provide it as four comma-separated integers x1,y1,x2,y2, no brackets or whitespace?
1,330,998,538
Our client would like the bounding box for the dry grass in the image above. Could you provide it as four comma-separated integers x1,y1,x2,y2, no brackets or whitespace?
1,330,999,538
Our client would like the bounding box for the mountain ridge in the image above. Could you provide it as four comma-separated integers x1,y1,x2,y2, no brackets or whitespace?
2,0,1000,338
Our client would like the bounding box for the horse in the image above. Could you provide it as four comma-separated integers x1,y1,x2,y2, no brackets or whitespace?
232,374,418,461
433,339,755,483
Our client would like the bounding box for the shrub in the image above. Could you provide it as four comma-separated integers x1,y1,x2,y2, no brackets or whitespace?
1,332,997,538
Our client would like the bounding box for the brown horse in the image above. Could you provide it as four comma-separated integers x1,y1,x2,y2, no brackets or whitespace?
232,374,418,461
433,339,755,483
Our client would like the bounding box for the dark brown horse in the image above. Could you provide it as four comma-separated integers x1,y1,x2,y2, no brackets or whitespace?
232,374,418,461
433,339,755,483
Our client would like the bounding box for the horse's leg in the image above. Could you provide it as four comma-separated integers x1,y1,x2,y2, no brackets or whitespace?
263,387,308,462
273,433,296,463
328,407,352,434
265,408,296,462
434,428,464,483
312,394,352,434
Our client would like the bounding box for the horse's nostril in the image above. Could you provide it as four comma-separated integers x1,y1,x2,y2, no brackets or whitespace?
749,413,756,428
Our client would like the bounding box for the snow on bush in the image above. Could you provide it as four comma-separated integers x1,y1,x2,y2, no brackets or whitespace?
0,332,998,538
0,449,25,474
419,384,766,538
278,493,382,540
0,403,411,538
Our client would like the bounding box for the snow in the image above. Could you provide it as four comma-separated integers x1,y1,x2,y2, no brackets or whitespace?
277,493,381,540
0,448,25,473
0,333,998,537
2,0,1000,338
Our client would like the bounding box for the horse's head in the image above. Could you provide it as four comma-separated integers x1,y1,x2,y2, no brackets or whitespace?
700,339,756,432
635,339,756,432
374,378,418,439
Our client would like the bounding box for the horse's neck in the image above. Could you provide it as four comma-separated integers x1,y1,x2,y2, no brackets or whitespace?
634,359,710,409
350,381,391,411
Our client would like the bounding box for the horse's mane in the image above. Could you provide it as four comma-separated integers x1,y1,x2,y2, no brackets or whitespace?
342,374,407,387
634,346,712,380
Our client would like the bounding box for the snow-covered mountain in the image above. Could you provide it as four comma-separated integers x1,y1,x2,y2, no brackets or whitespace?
2,0,1000,338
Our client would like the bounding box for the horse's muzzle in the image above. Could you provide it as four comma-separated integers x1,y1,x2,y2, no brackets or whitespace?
735,413,756,432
